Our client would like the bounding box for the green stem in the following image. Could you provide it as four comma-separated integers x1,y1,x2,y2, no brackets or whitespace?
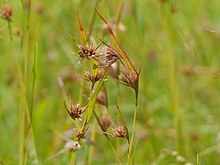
7,21,13,41
70,151,76,165
127,104,137,165
86,118,97,165
18,96,25,165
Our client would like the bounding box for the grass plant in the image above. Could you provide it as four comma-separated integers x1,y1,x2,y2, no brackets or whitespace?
1,0,220,164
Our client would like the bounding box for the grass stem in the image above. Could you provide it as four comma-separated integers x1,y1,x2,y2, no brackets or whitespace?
127,103,137,165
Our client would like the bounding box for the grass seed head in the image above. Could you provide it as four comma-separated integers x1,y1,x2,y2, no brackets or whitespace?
73,40,100,60
1,4,13,21
119,68,140,93
78,44,97,60
74,128,88,140
84,68,106,84
98,47,120,67
112,125,127,138
65,102,86,121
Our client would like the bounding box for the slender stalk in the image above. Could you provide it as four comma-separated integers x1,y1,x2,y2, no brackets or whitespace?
7,21,12,41
18,1,26,164
86,117,97,165
69,151,76,165
196,154,200,165
18,96,25,165
30,40,38,120
24,40,39,164
127,104,137,165
19,0,39,164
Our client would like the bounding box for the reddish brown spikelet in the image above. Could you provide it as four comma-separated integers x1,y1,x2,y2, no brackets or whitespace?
119,67,141,104
1,4,13,21
112,126,127,138
74,128,88,140
84,68,106,84
101,115,111,132
119,68,140,92
64,101,86,121
79,45,95,60
74,41,100,60
98,47,120,67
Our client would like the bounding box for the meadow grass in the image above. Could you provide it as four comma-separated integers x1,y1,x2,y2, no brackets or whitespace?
1,0,220,164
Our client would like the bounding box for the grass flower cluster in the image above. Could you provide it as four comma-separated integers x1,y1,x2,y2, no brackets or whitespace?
62,10,140,164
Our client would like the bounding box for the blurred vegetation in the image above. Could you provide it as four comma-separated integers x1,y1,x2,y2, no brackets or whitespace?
1,0,220,164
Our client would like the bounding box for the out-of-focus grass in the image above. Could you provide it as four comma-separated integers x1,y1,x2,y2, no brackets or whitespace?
1,0,220,164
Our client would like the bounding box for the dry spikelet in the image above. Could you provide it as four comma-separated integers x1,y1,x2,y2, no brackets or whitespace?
73,40,100,60
98,47,120,67
74,128,88,140
0,4,12,21
64,101,86,121
83,68,106,84
119,67,140,93
112,125,127,138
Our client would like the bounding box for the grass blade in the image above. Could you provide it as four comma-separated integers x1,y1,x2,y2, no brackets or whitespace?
95,9,136,72
77,13,87,43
